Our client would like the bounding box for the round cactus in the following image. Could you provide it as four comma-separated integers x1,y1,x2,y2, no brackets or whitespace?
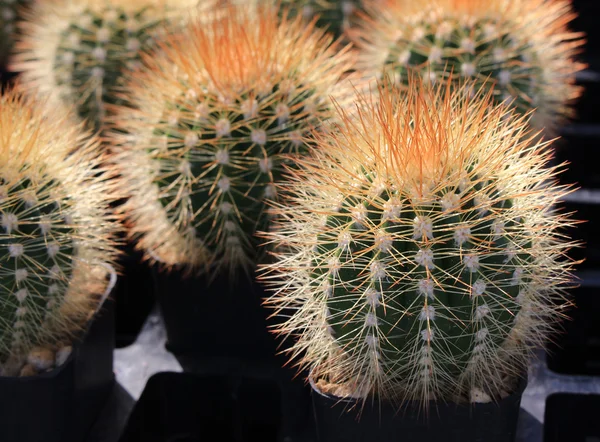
352,0,585,134
260,78,578,404
0,0,29,69
110,5,356,277
0,88,119,374
10,0,209,133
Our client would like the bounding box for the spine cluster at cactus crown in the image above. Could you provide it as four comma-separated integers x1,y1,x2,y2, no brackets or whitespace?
109,5,357,278
352,0,585,135
0,89,120,375
260,76,579,405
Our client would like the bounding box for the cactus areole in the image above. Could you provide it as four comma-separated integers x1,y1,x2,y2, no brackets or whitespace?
262,79,577,406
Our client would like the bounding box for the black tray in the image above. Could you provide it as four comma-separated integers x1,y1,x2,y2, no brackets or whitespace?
311,376,527,442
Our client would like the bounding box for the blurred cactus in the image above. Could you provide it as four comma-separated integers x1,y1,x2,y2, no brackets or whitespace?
10,0,209,132
261,78,578,404
0,88,119,374
352,0,585,134
281,0,365,39
110,5,355,277
0,0,29,69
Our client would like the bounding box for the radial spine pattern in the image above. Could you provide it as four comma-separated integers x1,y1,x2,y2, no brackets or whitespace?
110,6,356,277
261,78,578,405
353,0,585,133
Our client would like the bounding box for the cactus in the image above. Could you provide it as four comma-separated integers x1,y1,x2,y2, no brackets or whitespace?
260,78,578,405
110,5,355,277
281,0,365,39
0,0,29,69
0,88,119,374
10,0,208,133
352,0,585,134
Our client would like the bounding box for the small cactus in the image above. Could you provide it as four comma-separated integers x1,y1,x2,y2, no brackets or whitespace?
352,0,585,134
10,0,208,132
260,78,578,405
110,5,355,277
0,88,119,374
0,0,29,69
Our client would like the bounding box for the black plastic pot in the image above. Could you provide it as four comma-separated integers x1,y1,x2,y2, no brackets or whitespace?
0,297,116,442
544,393,600,442
153,267,278,363
153,267,312,440
310,375,527,442
118,372,283,442
113,241,157,348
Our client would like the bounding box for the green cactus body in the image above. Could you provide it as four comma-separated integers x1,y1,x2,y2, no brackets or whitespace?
152,82,325,275
53,6,160,130
314,170,532,397
383,17,543,116
0,175,75,360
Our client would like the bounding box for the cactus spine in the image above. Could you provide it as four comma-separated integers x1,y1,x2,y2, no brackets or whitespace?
10,0,207,132
110,6,355,277
0,88,119,374
353,0,585,133
261,78,577,404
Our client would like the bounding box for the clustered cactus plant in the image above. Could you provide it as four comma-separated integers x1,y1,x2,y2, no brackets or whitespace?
110,5,355,277
0,88,119,376
261,78,577,404
0,0,29,69
352,0,585,133
10,0,206,132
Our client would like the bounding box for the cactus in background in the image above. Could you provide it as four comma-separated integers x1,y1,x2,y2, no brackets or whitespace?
352,0,585,134
224,0,367,39
110,5,355,278
0,88,119,374
261,78,578,405
281,0,365,39
10,0,209,132
0,0,29,69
